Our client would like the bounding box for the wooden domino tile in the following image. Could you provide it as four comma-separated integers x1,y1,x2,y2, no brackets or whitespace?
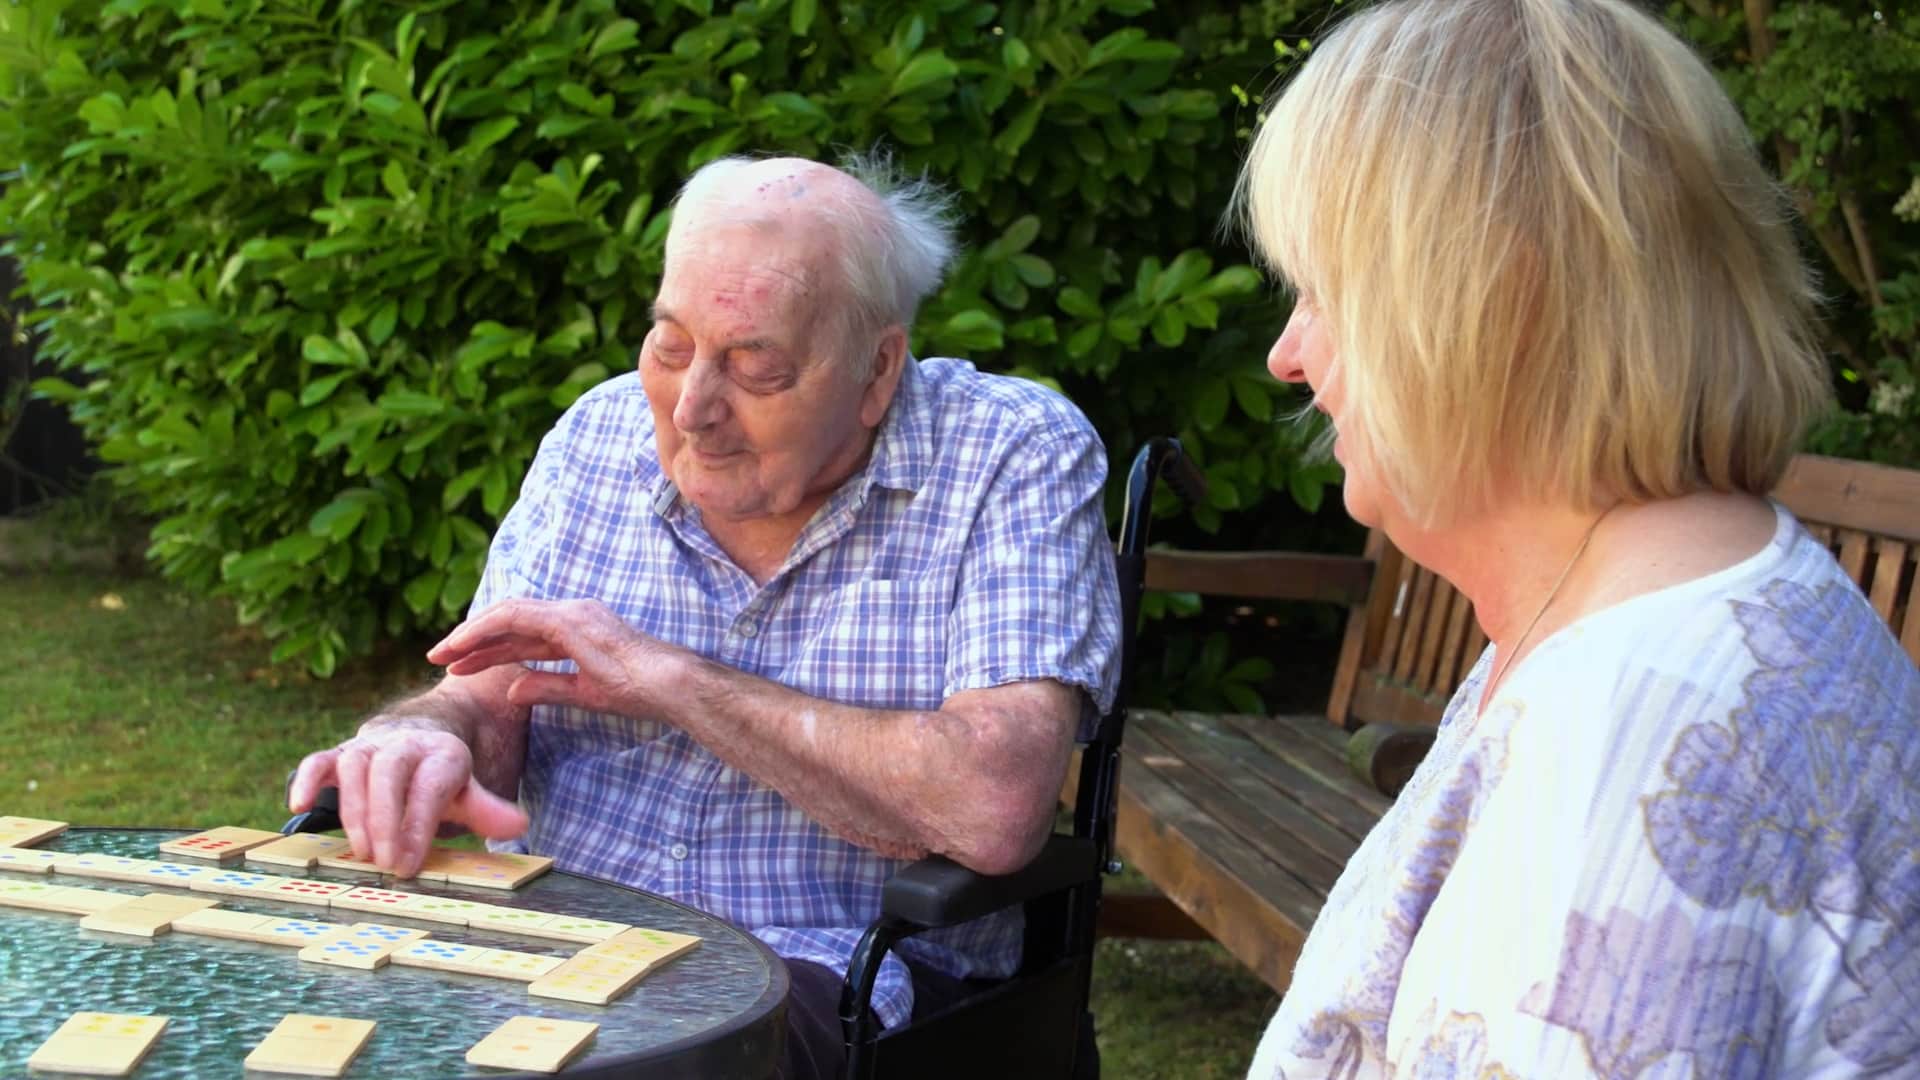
526,953,651,1005
50,853,163,883
26,1011,168,1076
170,908,279,943
0,815,68,848
390,939,563,982
0,880,131,915
297,922,429,970
158,826,285,862
243,1013,375,1077
464,907,563,937
465,1015,598,1074
246,833,352,870
254,917,343,948
528,915,630,944
396,894,496,926
472,947,567,982
313,849,387,876
189,869,298,898
56,854,216,888
581,927,702,970
255,878,356,907
78,892,219,938
175,909,338,948
0,847,64,874
328,885,422,917
417,849,553,889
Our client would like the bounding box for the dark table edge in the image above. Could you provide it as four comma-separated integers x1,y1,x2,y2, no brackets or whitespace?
66,827,791,1080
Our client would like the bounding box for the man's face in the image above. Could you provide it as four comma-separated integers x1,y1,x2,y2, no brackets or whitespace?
641,222,878,526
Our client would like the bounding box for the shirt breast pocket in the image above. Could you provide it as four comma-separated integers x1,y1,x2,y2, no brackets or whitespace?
789,578,951,710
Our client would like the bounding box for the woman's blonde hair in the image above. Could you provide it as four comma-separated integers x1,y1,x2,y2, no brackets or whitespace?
1237,0,1831,526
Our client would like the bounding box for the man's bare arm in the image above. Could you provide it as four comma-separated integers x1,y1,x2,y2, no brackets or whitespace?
432,599,1081,875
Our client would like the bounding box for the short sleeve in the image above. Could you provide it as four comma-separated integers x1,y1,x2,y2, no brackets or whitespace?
468,413,573,615
943,425,1122,729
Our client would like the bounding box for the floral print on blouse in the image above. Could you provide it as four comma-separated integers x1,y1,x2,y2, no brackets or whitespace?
1248,504,1920,1079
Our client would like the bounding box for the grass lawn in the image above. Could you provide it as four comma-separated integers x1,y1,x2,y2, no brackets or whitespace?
0,566,1273,1077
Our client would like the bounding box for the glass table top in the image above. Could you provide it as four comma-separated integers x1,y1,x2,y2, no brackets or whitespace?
0,828,787,1078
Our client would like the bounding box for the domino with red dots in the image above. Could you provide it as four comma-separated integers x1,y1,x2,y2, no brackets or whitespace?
158,827,285,862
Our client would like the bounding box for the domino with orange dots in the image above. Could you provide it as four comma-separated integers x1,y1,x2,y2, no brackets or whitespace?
465,1015,597,1074
243,1013,375,1077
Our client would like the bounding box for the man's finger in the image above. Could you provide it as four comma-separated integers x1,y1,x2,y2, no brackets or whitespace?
429,601,571,664
444,777,529,842
505,670,584,711
333,743,373,860
440,641,567,676
394,753,471,877
363,738,426,871
288,748,341,812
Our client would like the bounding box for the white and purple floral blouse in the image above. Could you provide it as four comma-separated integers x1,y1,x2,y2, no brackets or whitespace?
1250,503,1920,1078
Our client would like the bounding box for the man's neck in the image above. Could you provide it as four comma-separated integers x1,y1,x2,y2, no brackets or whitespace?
702,498,830,584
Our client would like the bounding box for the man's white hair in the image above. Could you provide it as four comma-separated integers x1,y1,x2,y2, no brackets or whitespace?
670,150,960,374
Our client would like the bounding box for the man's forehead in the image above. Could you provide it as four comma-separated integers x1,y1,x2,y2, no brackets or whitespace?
659,221,831,320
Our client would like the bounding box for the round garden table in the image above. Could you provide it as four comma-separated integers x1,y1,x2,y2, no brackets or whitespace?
0,828,788,1078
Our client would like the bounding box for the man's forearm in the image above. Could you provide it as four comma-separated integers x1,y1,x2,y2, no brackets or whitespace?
664,652,1075,874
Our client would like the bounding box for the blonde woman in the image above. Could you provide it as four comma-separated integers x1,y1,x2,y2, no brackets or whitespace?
1236,0,1920,1075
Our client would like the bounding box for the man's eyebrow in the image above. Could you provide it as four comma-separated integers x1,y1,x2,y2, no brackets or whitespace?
648,304,782,354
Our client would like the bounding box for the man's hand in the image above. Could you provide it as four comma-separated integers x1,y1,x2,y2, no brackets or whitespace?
427,598,682,717
289,723,528,879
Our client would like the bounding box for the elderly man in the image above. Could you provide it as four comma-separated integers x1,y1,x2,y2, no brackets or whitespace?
289,154,1120,1078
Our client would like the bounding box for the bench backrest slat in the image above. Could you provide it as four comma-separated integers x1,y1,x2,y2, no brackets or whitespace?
1336,453,1920,730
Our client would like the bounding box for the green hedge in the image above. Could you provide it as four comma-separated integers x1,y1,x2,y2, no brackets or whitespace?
2,0,1912,694
1670,0,1920,466
1,0,1335,678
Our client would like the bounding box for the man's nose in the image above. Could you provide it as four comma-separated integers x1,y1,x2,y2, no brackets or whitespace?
672,359,729,431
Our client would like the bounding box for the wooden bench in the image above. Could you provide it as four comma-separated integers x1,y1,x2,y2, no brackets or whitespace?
1082,452,1920,995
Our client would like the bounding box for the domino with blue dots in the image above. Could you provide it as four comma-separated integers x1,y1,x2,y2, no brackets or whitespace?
297,921,429,970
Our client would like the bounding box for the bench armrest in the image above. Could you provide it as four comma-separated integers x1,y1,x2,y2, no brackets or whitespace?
1344,723,1437,798
880,834,1099,930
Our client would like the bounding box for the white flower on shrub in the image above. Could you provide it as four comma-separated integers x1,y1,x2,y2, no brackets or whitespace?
1895,177,1920,223
1869,380,1914,418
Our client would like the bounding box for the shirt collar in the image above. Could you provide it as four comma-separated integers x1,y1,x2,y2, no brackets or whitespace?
865,356,933,494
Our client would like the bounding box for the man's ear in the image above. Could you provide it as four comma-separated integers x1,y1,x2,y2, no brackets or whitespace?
858,326,909,428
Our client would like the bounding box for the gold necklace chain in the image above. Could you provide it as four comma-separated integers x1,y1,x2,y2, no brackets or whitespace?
1483,505,1615,707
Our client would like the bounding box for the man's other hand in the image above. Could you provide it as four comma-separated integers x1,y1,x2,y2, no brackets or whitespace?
289,724,528,879
427,598,679,718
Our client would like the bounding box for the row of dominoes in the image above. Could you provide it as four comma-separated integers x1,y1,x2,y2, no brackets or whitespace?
29,1009,598,1076
157,826,555,889
0,877,702,1005
0,848,626,944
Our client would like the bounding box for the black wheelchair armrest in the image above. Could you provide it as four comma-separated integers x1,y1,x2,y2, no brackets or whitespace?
880,833,1099,930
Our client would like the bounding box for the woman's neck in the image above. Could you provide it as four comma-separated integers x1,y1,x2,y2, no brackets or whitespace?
1393,491,1779,696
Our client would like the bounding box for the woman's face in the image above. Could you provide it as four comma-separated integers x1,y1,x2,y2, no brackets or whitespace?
1267,299,1387,526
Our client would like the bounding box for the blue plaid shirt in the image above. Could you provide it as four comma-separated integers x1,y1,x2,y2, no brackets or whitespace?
472,356,1121,1026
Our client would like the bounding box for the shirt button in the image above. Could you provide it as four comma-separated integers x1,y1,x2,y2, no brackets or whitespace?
669,843,690,860
733,618,758,639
